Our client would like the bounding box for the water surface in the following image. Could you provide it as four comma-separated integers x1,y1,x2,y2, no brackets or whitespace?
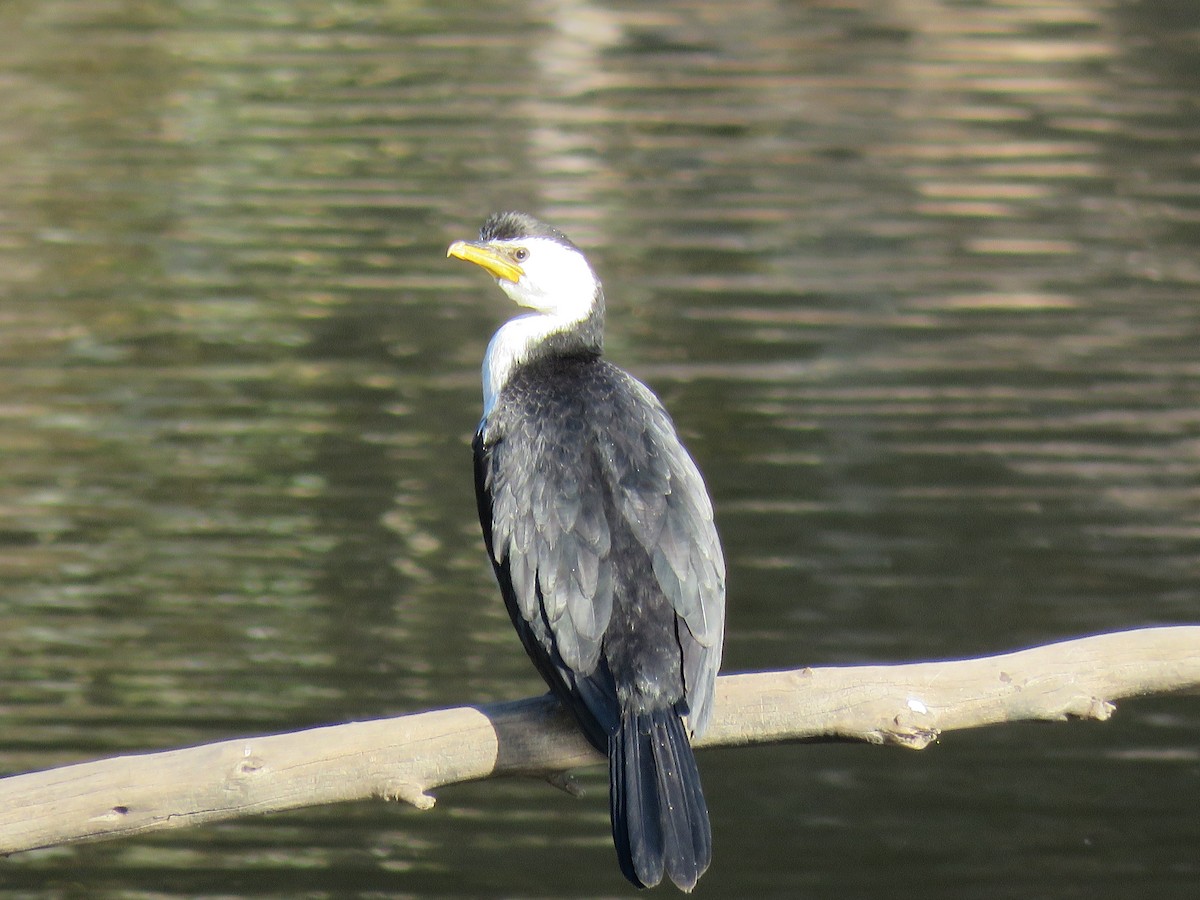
0,1,1197,897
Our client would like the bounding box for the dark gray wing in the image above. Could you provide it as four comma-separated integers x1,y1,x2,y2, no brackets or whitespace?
476,402,615,681
609,374,725,737
477,361,724,739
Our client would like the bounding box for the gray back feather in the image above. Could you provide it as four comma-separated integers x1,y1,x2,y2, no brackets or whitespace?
479,358,725,736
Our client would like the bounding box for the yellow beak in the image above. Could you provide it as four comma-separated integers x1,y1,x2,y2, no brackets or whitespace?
447,240,525,284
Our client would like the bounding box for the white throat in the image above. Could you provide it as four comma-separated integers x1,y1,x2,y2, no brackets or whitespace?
481,314,568,415
480,237,600,417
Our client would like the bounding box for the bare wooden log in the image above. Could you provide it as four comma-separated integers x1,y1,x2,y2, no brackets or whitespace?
1,625,1197,855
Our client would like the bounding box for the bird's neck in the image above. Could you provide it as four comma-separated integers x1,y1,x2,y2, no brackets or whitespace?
482,294,604,416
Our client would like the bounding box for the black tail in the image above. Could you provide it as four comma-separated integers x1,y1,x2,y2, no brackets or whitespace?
610,709,712,891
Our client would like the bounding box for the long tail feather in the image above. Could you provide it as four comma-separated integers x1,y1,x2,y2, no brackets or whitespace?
610,710,711,891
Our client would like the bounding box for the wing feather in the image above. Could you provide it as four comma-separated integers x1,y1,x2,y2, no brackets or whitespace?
476,359,724,739
609,376,726,732
478,399,613,677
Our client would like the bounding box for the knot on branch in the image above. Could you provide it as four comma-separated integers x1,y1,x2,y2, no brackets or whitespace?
1069,696,1116,722
384,781,436,810
881,726,940,750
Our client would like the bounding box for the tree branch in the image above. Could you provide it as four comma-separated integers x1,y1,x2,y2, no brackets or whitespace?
2,625,1197,855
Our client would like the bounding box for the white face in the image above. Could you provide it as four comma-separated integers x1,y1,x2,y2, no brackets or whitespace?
491,236,599,321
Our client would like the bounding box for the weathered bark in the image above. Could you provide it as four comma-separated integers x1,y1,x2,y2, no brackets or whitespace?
1,626,1197,855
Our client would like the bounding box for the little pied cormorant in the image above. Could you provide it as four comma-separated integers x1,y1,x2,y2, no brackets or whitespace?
448,212,726,892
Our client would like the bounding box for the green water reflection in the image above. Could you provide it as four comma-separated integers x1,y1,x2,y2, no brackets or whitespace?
0,0,1197,897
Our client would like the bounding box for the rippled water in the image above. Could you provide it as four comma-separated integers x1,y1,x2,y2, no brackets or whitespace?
1,1,1197,897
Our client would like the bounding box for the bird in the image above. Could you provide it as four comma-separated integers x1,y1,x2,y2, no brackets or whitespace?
447,211,726,891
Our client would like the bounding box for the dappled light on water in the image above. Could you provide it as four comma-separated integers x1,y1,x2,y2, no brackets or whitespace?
0,0,1197,896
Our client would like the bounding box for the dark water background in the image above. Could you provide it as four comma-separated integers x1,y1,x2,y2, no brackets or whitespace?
1,0,1197,897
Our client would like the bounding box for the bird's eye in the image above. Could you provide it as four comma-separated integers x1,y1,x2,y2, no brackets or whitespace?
512,247,529,262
